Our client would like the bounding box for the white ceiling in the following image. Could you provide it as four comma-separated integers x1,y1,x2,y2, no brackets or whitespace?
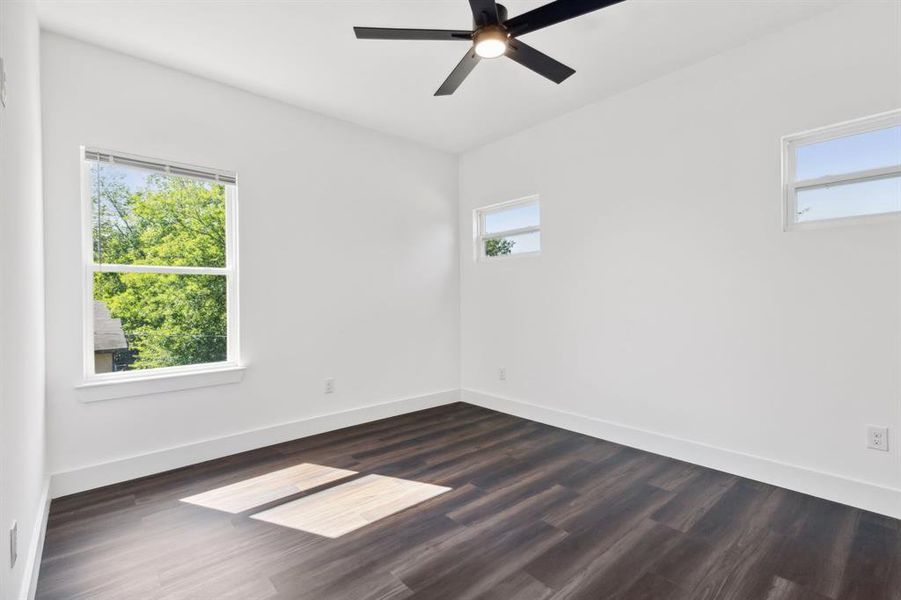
37,0,843,153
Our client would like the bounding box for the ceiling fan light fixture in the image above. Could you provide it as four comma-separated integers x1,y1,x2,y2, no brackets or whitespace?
354,0,624,95
474,27,507,58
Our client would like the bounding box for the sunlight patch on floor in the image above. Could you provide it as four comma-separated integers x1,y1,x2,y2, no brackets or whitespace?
180,463,357,514
251,474,451,538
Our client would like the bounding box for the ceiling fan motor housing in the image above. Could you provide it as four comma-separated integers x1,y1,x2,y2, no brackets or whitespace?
474,3,508,28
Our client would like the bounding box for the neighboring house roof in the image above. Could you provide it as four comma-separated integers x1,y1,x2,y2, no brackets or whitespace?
94,300,128,352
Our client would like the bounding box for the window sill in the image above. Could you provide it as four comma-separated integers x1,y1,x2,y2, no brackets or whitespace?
784,211,901,231
478,250,542,263
76,364,246,403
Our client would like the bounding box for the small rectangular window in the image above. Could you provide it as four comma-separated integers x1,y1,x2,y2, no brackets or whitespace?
82,148,239,379
782,110,901,229
475,197,540,260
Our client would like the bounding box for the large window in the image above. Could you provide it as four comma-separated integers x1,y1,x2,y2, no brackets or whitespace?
475,196,541,260
82,148,239,379
782,110,901,229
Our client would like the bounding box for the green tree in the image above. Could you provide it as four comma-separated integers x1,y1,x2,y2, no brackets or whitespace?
485,238,516,257
92,167,227,370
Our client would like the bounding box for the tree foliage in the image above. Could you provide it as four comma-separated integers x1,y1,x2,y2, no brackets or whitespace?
92,167,227,370
485,238,516,257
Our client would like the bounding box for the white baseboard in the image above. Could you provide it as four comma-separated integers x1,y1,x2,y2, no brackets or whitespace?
19,478,50,600
462,389,901,520
51,389,460,498
47,387,901,516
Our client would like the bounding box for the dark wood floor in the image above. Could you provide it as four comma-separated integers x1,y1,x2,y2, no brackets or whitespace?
37,403,901,600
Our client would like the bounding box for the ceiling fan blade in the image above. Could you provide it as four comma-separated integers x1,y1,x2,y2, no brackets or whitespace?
435,48,481,96
504,38,575,84
468,0,500,27
504,0,625,37
354,27,473,41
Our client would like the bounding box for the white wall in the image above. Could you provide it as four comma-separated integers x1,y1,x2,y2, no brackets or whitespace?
460,2,901,515
0,0,48,598
41,33,459,491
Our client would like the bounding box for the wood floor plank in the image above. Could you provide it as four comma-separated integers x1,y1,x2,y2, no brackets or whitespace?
771,493,858,598
763,576,834,600
546,519,682,599
614,572,691,600
524,484,674,589
400,520,568,600
836,512,900,600
180,462,357,514
35,402,901,600
472,571,554,600
251,474,450,538
650,469,737,532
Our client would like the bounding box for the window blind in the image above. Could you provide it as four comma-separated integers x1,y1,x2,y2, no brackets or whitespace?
85,149,237,185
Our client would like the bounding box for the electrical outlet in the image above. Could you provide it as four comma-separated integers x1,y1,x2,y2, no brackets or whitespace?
498,368,506,381
867,426,889,452
9,521,17,568
324,378,335,394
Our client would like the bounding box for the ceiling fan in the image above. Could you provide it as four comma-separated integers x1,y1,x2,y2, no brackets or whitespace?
354,0,625,96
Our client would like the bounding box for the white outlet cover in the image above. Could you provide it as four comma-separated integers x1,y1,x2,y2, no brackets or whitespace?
867,426,889,451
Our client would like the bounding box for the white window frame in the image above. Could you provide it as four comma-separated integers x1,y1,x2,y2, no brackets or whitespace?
474,195,541,262
79,147,242,388
781,109,901,231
